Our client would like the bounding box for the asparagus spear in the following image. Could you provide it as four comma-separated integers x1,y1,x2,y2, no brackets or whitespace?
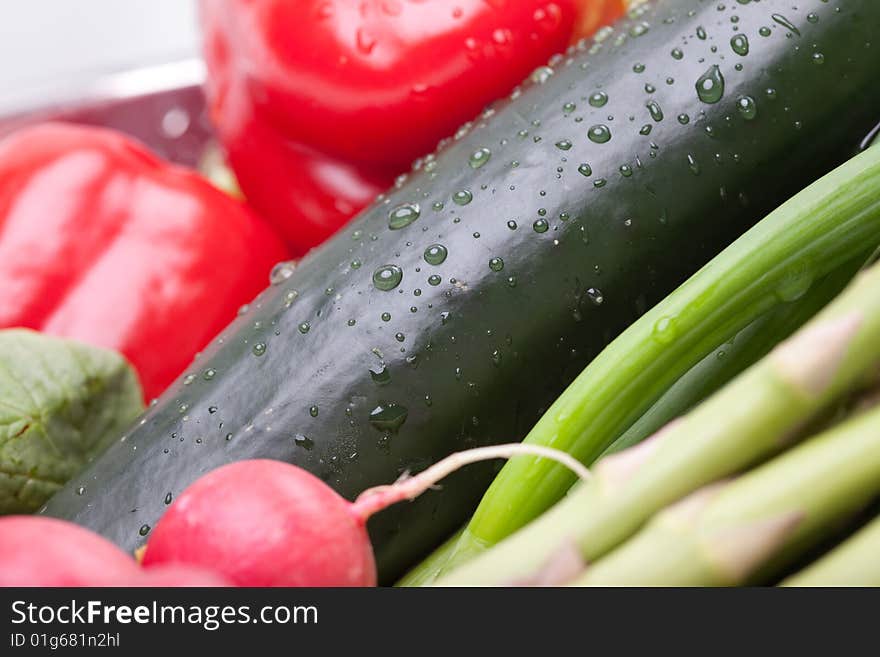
570,405,880,586
436,260,880,586
420,145,880,580
781,515,880,587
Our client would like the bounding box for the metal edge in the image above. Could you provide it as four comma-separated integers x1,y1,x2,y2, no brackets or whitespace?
0,57,206,118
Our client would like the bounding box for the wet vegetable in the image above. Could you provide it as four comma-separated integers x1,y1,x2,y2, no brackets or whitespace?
141,445,587,587
44,0,880,581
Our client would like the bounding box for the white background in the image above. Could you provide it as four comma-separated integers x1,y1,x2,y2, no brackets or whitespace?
0,0,199,103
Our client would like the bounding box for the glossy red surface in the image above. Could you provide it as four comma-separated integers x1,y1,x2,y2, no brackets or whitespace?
0,516,138,586
143,460,377,587
200,0,580,254
0,123,288,399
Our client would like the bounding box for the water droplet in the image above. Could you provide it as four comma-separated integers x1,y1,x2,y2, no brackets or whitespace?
252,342,267,356
776,264,814,302
771,14,800,36
489,257,504,272
578,163,593,176
309,405,319,417
531,66,554,84
370,364,391,385
588,124,612,144
369,402,409,433
630,21,650,37
671,47,684,60
453,189,473,206
507,219,518,230
469,147,492,169
294,434,314,450
373,264,404,291
428,274,442,286
736,95,757,120
586,288,604,305
677,113,690,125
533,218,550,233
563,102,577,113
812,52,825,65
588,91,608,107
653,316,678,344
139,524,151,537
555,139,573,151
356,27,376,54
381,312,392,322
759,26,772,37
298,322,311,334
270,260,296,284
696,65,725,104
76,486,85,496
388,203,421,229
730,34,749,56
687,154,701,175
164,493,173,505
424,244,448,265
646,100,664,122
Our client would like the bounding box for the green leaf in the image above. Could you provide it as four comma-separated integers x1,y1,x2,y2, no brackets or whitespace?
0,329,143,514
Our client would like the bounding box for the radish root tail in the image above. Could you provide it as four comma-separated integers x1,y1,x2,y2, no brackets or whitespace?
351,443,592,522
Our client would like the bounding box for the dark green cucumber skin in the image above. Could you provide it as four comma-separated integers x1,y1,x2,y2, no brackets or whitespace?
43,0,880,581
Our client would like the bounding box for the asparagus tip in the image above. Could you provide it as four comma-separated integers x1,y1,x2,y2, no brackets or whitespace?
708,512,804,582
596,418,680,491
509,540,586,586
771,312,863,397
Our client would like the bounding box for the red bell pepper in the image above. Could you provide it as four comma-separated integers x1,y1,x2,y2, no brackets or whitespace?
199,0,581,254
0,123,288,400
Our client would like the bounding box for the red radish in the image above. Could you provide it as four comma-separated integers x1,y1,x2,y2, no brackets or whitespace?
142,445,592,587
126,564,234,587
0,516,139,586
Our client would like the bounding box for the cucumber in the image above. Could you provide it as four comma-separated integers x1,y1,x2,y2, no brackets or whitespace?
43,0,880,581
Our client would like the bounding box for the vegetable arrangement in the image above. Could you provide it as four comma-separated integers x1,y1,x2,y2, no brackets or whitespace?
2,0,880,588
416,134,880,580
41,0,880,584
